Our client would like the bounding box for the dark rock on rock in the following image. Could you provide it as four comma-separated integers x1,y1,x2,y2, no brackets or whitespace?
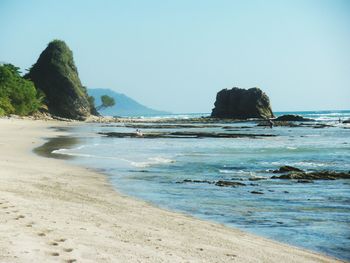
297,179,314,183
215,181,246,187
26,40,93,120
274,115,314,122
211,87,274,119
272,166,304,173
180,179,213,184
248,177,266,181
258,120,300,127
312,123,333,129
250,191,264,194
271,171,350,180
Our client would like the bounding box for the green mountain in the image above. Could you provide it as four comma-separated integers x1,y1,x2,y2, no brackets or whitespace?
88,88,169,117
26,40,93,120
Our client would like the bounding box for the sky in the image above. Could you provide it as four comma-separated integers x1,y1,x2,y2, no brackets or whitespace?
0,0,349,113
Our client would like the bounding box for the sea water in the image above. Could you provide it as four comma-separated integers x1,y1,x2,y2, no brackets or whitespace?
50,110,350,260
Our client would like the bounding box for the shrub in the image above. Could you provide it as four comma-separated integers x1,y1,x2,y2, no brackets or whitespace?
0,63,44,116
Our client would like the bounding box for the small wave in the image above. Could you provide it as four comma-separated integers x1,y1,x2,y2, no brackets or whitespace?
130,157,175,168
51,148,175,168
286,147,297,150
52,150,96,158
266,161,329,168
219,169,236,174
219,169,256,177
292,161,328,167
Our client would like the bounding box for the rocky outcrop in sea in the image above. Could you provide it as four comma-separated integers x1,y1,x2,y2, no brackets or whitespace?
274,114,314,122
211,87,274,119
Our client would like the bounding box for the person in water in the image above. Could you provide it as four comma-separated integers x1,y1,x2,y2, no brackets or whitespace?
135,129,144,137
268,119,274,128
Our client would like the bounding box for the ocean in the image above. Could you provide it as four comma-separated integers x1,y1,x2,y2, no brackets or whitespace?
45,110,350,260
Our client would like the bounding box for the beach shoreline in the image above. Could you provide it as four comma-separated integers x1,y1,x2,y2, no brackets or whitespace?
0,118,343,262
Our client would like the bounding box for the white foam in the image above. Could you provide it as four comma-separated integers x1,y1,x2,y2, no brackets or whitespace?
130,157,175,168
286,147,297,150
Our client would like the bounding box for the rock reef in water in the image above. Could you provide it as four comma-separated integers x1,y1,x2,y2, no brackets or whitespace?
271,170,350,180
98,131,276,139
211,87,274,119
26,40,93,120
274,114,314,122
272,166,304,173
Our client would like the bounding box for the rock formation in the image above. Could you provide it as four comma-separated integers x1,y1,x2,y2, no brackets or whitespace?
211,87,274,119
274,114,313,122
26,40,93,120
272,166,304,173
271,171,350,180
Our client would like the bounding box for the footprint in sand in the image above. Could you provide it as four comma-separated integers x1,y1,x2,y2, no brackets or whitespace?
65,259,77,263
49,242,59,246
0,200,8,206
38,232,46,237
55,238,66,243
15,215,25,220
63,248,73,252
50,252,60,256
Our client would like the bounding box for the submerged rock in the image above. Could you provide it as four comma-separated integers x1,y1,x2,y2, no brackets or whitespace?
250,191,264,194
215,181,246,187
98,131,276,139
272,166,304,173
179,179,214,184
26,40,93,120
271,171,350,180
297,179,314,183
248,177,266,181
177,179,245,187
274,115,314,122
211,87,274,119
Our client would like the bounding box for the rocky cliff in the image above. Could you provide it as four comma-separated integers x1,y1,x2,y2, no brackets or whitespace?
26,40,92,120
211,87,274,119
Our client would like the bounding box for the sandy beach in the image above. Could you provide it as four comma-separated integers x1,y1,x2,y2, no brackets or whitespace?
0,118,343,263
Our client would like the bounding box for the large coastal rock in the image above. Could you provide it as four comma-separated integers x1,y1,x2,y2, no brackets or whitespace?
211,87,274,119
26,40,92,120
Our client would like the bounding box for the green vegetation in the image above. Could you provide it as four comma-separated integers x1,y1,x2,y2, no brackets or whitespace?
96,95,115,111
0,63,43,116
26,40,93,119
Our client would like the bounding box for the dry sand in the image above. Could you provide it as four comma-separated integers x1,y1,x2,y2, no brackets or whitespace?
0,118,343,263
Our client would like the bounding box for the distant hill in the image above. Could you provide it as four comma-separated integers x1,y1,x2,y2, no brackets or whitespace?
88,88,170,117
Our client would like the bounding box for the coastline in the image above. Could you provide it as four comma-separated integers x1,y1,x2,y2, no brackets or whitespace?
0,118,343,263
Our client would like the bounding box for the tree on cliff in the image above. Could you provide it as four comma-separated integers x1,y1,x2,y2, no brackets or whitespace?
96,95,116,111
0,63,43,116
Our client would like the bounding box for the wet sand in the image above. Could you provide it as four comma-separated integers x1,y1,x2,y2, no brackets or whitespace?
0,118,343,262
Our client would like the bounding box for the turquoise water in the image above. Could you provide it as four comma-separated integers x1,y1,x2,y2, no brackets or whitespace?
53,110,350,260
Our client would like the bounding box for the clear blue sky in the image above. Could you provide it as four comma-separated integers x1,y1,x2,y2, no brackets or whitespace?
1,0,349,113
